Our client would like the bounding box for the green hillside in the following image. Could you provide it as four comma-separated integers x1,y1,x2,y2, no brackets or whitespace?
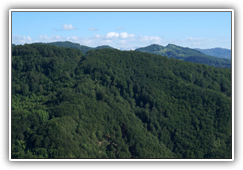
195,48,231,59
95,45,116,50
11,43,232,159
39,41,116,54
135,44,231,68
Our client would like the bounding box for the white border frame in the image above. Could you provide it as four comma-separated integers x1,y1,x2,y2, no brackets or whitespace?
9,9,234,161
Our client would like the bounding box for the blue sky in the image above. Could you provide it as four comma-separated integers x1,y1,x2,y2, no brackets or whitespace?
12,11,232,50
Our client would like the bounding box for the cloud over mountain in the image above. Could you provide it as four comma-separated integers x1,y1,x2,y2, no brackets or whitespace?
106,32,135,39
12,35,32,44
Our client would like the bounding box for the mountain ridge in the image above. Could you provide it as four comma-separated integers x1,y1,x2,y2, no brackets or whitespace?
15,41,230,57
13,41,231,68
135,44,231,68
33,41,116,54
194,47,231,59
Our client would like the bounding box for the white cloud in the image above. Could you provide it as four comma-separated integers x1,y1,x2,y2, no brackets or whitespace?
27,36,31,41
67,36,80,41
182,37,213,47
106,32,135,39
120,32,135,39
12,35,32,44
106,32,120,39
38,35,64,42
78,32,136,46
185,37,205,42
77,38,112,47
62,24,76,30
13,31,165,49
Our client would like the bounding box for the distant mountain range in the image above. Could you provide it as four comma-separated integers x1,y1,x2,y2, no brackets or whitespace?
13,41,231,68
34,41,116,54
135,44,205,59
194,48,231,59
135,44,231,68
43,41,139,52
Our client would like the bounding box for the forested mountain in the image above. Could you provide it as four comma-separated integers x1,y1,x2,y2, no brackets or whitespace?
194,48,231,59
95,45,116,50
33,42,231,68
135,44,231,68
11,43,232,159
36,41,116,54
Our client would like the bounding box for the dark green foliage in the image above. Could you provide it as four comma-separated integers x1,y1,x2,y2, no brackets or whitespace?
42,41,93,54
95,45,116,50
184,56,231,68
11,44,232,159
135,44,231,68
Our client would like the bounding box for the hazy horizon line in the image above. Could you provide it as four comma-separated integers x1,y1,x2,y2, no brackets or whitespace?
11,40,232,51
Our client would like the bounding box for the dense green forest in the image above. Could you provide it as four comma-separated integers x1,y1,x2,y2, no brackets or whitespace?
11,43,232,159
135,44,231,68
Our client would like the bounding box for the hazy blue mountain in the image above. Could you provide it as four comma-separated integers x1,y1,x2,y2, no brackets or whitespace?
135,44,231,68
194,48,231,59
